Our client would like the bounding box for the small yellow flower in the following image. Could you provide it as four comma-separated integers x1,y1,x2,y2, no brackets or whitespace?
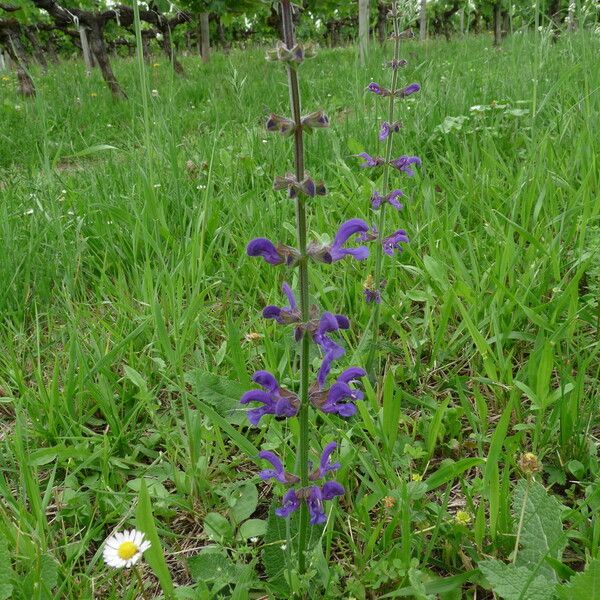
1,76,10,82
153,63,160,68
90,92,97,97
411,473,422,482
455,510,471,526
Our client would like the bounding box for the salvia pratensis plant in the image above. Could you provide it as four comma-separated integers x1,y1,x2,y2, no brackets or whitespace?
361,2,422,375
240,0,369,576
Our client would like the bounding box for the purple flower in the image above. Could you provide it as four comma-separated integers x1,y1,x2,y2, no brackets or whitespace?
356,152,385,168
275,483,344,525
367,82,384,95
311,366,366,416
371,189,404,210
396,83,420,98
379,122,391,141
276,488,301,517
330,219,371,261
247,238,300,266
301,110,330,130
258,450,300,484
364,288,381,304
266,113,296,136
387,58,408,69
382,229,409,256
309,441,341,480
389,156,422,177
240,371,299,425
263,282,301,325
314,312,349,386
379,121,402,141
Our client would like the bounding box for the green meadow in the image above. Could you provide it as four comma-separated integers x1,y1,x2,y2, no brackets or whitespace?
0,31,599,598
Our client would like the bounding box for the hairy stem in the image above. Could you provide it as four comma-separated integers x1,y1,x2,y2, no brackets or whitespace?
132,565,151,600
281,0,310,575
366,3,402,377
512,477,531,564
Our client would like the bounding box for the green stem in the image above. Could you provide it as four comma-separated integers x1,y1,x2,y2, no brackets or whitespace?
281,0,310,575
366,3,403,378
132,565,151,600
512,477,531,564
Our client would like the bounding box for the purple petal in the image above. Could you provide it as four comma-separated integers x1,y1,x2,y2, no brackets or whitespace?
371,192,384,209
258,450,287,482
387,190,405,210
274,396,299,418
282,282,297,311
319,442,340,474
379,121,391,141
356,152,378,168
367,82,383,95
263,305,283,321
398,82,420,97
240,389,273,405
382,229,409,256
335,315,350,330
276,489,300,518
321,480,345,500
330,219,370,262
336,367,366,385
317,352,335,389
306,486,326,525
247,238,283,265
389,156,422,177
252,370,279,393
247,406,271,425
364,289,382,304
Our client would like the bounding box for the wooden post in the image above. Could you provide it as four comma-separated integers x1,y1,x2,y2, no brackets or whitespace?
358,0,369,66
0,51,5,71
200,12,210,63
420,0,427,41
79,25,93,75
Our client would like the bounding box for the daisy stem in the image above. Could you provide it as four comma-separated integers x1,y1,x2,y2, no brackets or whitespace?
280,0,310,575
132,565,151,600
366,3,403,379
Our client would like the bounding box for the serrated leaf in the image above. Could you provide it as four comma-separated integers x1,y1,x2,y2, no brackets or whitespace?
262,505,290,594
39,553,58,592
479,560,556,600
185,370,246,424
188,552,236,583
556,559,600,600
514,480,566,580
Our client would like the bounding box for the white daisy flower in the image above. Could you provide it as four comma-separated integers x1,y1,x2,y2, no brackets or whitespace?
103,529,151,569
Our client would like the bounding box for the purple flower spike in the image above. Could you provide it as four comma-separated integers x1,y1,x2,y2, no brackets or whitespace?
368,82,384,95
356,152,385,169
396,83,420,98
389,155,422,177
382,229,409,256
258,450,300,484
247,238,284,265
330,219,371,262
240,371,299,425
276,489,301,518
309,442,341,481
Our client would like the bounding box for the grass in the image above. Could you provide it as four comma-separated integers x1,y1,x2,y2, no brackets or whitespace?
0,30,599,599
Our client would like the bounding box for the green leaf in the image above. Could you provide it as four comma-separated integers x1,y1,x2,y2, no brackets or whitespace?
238,519,267,539
136,479,176,599
262,505,290,595
185,370,247,425
204,512,234,543
556,559,600,600
424,458,484,492
228,482,258,523
188,552,236,583
479,560,556,600
0,535,13,600
39,553,58,593
514,480,566,580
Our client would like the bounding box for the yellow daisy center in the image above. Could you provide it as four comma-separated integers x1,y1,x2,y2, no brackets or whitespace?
117,541,139,560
